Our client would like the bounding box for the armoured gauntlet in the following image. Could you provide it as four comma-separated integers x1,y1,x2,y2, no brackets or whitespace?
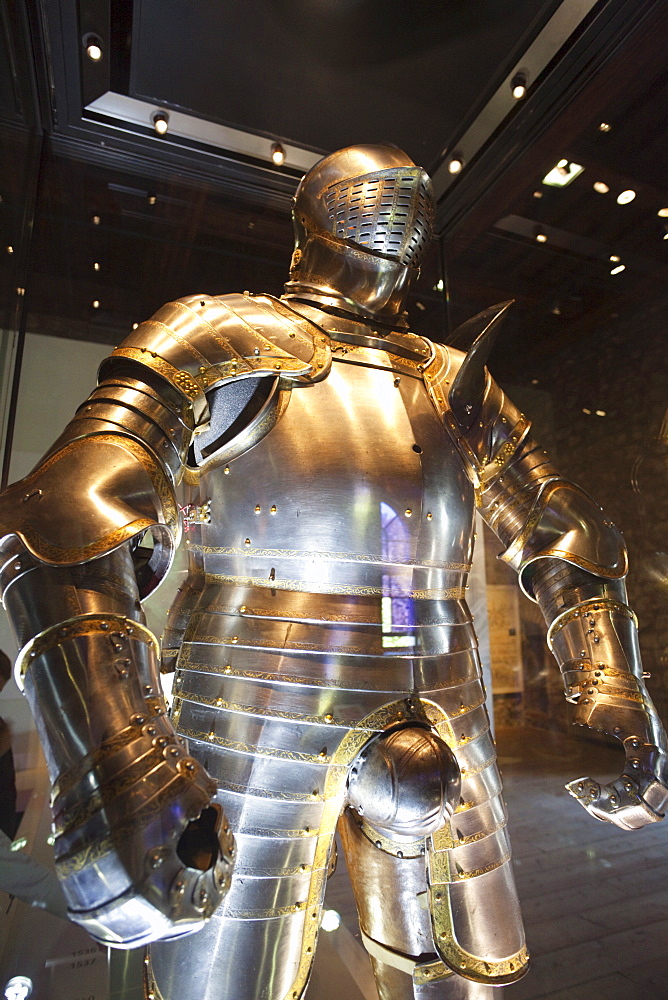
0,541,233,947
537,564,668,829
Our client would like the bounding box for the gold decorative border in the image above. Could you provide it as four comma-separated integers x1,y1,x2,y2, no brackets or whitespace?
201,571,467,600
547,598,637,651
190,542,470,573
110,346,203,400
15,613,158,689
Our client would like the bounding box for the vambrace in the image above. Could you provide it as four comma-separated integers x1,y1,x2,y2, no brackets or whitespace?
473,423,668,830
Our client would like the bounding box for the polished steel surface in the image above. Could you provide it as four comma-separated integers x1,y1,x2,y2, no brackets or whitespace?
347,726,461,839
286,144,434,322
0,545,232,948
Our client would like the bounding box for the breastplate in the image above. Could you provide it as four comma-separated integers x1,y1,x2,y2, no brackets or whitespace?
186,350,475,604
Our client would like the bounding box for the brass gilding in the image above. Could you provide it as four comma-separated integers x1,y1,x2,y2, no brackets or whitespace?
109,347,203,400
547,598,637,651
15,613,159,689
427,839,529,984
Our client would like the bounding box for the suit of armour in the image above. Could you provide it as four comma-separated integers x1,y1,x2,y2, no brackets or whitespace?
0,144,666,1000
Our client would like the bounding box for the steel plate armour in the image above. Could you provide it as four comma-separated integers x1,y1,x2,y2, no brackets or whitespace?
152,336,527,999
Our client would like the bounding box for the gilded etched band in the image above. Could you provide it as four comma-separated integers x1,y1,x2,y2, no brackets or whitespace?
15,613,159,689
547,598,637,652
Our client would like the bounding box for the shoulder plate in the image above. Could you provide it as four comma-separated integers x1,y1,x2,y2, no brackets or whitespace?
100,293,332,406
423,343,531,499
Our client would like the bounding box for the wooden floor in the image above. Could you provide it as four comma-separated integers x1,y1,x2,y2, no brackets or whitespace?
322,726,668,1000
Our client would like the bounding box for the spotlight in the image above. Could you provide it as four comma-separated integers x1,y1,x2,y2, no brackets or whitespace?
511,72,528,100
148,194,157,205
535,233,547,243
270,143,285,166
610,264,625,275
582,408,591,415
542,161,584,187
532,191,542,199
616,190,635,205
152,112,169,136
595,410,606,417
593,181,609,194
93,261,100,271
447,153,463,175
92,299,100,308
132,323,139,330
84,35,103,62
609,255,620,262
92,215,100,225
6,245,13,253
599,122,611,132
657,208,668,217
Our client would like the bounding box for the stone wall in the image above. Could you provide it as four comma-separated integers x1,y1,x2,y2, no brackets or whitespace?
485,295,668,731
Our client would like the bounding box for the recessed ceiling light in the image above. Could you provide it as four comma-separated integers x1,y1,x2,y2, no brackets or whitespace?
132,322,139,330
595,409,606,417
533,191,542,198
92,215,100,225
542,161,584,187
92,299,100,308
609,254,620,262
6,245,13,253
152,112,169,135
593,181,609,194
536,233,547,243
599,122,611,132
148,194,157,205
511,72,528,100
610,264,625,274
93,261,100,271
85,37,103,62
448,154,464,175
582,407,591,414
433,278,444,292
657,208,668,217
270,143,285,166
616,190,636,205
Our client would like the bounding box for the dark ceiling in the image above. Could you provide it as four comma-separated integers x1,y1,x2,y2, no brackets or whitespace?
0,0,667,386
